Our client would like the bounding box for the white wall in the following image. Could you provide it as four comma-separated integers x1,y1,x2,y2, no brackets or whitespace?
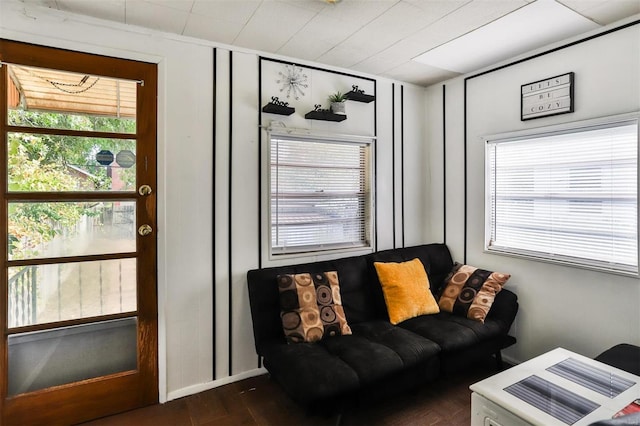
0,0,427,401
426,20,640,363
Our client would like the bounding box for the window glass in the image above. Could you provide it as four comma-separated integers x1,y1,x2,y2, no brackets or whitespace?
9,201,136,261
8,259,137,328
7,64,136,133
270,134,373,255
8,318,137,395
8,133,136,192
486,119,638,274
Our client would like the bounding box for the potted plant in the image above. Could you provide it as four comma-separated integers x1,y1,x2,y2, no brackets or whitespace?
328,91,347,115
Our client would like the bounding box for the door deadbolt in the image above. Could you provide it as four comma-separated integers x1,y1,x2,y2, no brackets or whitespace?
138,185,153,196
138,224,153,236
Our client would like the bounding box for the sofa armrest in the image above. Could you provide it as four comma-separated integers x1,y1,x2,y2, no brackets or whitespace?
486,288,519,331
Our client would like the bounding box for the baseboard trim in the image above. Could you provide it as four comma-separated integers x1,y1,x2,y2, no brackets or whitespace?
165,367,268,402
502,353,521,367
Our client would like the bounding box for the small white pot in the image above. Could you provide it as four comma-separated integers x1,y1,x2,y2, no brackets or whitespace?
330,101,346,115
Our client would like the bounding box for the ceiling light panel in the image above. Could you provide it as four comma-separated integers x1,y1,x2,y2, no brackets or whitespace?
413,0,600,73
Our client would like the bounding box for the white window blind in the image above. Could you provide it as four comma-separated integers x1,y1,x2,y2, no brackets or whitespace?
486,119,638,274
270,133,372,255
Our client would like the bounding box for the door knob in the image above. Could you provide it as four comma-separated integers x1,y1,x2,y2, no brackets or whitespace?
138,184,152,196
138,224,153,236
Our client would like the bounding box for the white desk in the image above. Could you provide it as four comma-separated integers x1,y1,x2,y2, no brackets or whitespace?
470,348,640,426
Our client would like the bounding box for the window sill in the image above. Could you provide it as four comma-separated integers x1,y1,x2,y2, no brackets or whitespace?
268,245,374,264
484,247,639,278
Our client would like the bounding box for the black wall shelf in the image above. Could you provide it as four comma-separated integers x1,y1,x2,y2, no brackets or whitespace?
262,103,295,115
304,111,347,122
345,91,375,103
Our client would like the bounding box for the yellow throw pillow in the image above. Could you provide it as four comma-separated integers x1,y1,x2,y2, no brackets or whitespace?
374,258,439,325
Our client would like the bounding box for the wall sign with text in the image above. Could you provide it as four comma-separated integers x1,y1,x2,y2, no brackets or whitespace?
521,72,574,121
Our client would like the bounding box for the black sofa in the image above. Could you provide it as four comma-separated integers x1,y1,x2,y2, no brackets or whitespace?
247,243,519,411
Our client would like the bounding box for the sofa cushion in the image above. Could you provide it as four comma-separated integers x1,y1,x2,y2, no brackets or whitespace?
349,320,441,369
438,263,510,323
277,271,351,343
261,321,441,405
398,311,509,353
320,322,440,385
261,341,360,404
374,258,439,324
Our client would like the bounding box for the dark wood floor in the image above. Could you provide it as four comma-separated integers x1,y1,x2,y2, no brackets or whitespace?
81,358,502,426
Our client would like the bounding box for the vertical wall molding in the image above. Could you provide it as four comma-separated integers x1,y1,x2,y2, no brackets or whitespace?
256,58,263,370
400,85,405,248
391,83,396,248
227,51,233,376
442,84,446,245
257,60,263,271
463,78,468,264
374,80,378,252
212,47,217,380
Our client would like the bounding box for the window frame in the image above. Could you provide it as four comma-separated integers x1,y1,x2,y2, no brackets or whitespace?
484,112,639,276
266,129,375,260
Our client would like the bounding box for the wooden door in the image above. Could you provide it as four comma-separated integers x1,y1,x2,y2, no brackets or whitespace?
0,39,158,425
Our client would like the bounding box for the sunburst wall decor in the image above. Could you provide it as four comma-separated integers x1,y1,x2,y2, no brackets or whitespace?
277,64,308,100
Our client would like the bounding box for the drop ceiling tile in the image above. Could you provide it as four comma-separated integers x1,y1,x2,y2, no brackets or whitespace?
326,0,470,65
56,0,126,23
560,0,640,25
402,0,469,15
382,60,459,86
350,54,400,75
352,34,439,73
318,0,398,26
344,2,432,51
126,0,190,33
182,12,245,44
142,0,194,12
233,1,318,52
278,0,327,13
21,0,58,8
191,0,261,24
407,0,528,53
350,36,430,74
277,13,362,60
316,43,371,68
557,0,609,14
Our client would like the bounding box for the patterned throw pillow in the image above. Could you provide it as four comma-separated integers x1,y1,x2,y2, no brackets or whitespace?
438,263,510,323
277,271,352,343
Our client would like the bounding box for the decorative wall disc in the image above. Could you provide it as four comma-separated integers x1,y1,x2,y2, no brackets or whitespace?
277,64,308,100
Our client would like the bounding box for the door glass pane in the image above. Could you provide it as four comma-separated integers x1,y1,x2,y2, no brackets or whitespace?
8,318,137,396
9,201,136,260
8,132,136,192
7,259,137,328
7,64,136,133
